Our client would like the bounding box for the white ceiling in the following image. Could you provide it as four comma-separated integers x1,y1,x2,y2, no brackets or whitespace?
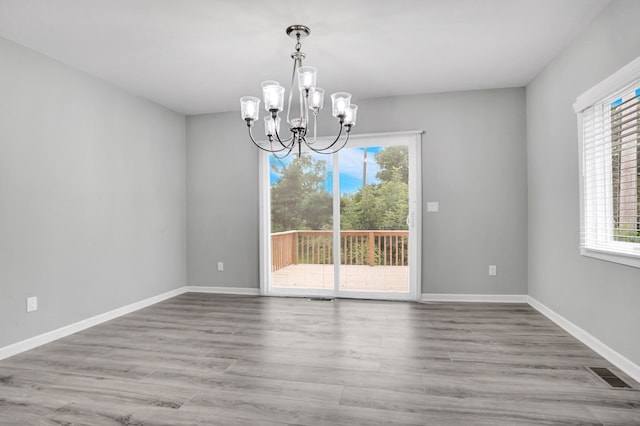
0,0,611,115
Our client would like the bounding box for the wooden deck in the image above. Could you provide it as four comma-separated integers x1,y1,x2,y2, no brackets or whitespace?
272,264,409,292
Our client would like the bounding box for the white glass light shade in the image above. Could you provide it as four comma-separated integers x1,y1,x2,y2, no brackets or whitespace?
344,104,358,126
331,92,351,118
297,66,317,90
264,116,281,136
308,87,325,110
240,96,260,121
261,81,285,112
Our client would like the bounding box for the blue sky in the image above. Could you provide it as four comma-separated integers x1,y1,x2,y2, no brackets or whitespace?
270,146,383,195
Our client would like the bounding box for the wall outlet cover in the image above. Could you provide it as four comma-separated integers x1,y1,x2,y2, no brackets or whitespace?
427,202,439,212
26,296,38,312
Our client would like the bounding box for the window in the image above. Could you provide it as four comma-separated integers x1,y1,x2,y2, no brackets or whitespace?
574,57,640,267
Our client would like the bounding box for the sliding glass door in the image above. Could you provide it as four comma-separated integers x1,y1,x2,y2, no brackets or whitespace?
259,132,421,301
269,151,335,293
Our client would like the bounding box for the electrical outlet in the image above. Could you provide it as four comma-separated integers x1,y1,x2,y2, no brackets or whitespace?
217,262,224,272
26,296,38,312
426,201,439,212
488,265,497,276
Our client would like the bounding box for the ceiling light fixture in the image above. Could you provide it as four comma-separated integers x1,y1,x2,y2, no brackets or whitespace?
240,25,357,158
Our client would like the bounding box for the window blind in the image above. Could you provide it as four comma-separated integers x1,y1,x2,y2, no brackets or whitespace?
581,79,640,255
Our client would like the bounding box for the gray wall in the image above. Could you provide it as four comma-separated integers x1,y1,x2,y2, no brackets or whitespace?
526,0,640,365
0,38,187,347
187,112,260,288
187,88,527,295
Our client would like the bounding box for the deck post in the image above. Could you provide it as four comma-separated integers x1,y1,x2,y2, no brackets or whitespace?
292,231,298,265
367,231,375,266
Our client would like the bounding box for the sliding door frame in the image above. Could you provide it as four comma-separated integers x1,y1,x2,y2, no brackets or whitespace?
259,131,422,301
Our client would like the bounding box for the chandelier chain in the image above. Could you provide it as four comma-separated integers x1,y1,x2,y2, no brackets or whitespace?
295,34,301,52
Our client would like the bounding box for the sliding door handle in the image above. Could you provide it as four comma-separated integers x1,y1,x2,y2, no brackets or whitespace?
406,212,414,228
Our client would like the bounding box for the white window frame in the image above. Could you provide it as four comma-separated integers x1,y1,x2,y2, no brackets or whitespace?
574,56,640,268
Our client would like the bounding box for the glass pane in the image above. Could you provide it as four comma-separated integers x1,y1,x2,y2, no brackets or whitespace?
610,95,640,244
270,152,334,289
339,146,409,292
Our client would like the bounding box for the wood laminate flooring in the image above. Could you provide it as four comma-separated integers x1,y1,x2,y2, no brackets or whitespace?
1,293,639,425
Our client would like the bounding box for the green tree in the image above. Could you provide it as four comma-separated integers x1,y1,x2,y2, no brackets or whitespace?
375,169,409,229
375,146,409,183
341,170,408,230
340,147,409,231
271,147,409,232
340,185,378,230
271,155,332,232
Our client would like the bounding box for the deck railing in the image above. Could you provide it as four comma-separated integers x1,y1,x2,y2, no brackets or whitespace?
271,230,409,272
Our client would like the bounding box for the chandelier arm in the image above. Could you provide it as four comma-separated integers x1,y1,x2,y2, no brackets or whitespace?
270,139,295,153
305,121,344,152
286,56,299,126
271,143,295,160
273,124,295,147
306,130,350,155
248,125,289,153
302,88,309,134
312,111,317,144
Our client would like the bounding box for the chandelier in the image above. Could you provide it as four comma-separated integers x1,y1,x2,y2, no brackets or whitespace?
240,25,357,158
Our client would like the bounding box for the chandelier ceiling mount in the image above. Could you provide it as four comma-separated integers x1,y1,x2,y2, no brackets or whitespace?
285,24,310,39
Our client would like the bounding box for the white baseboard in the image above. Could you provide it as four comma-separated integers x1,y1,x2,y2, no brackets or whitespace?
0,286,188,361
0,285,262,360
420,293,528,303
526,296,640,384
185,286,260,295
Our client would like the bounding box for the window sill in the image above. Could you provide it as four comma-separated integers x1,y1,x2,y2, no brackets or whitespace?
580,246,640,269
